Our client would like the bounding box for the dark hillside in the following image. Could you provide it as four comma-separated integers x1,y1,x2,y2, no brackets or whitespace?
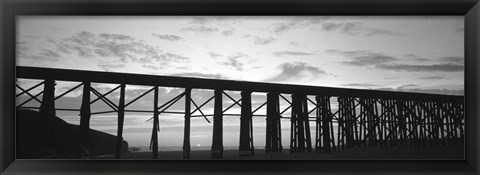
16,109,128,159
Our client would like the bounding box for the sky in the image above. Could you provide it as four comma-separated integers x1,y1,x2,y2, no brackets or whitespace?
16,16,464,149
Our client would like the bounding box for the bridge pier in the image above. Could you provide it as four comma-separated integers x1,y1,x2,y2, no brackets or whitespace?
39,79,56,156
79,82,91,156
358,98,379,147
337,97,356,150
40,79,56,118
150,86,159,159
115,84,126,159
183,88,192,159
266,92,282,153
211,89,223,159
290,94,312,153
239,91,254,156
315,96,333,153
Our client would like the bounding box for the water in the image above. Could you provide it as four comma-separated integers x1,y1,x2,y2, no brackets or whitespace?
129,146,240,152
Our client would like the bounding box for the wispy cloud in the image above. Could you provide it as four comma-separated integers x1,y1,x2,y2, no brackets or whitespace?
376,63,464,72
209,52,222,59
272,16,328,34
152,34,183,41
341,83,380,88
454,28,464,34
363,28,406,37
322,22,405,37
376,87,464,96
97,61,126,71
274,51,314,57
98,33,134,41
221,30,234,36
441,56,464,64
244,35,277,45
180,26,219,34
52,31,190,67
327,49,398,66
17,47,61,62
190,16,241,26
219,53,251,71
343,54,398,66
265,62,326,82
421,76,446,80
328,49,463,72
39,49,61,58
397,84,419,89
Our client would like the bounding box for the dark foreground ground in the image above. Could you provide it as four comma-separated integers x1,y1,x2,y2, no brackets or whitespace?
91,145,464,160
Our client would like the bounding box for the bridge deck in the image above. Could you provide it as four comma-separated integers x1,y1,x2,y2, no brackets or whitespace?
16,66,463,102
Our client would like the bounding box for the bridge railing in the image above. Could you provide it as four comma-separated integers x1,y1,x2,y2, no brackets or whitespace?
15,66,464,159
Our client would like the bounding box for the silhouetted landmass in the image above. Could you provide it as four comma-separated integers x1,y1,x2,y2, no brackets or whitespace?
16,109,128,159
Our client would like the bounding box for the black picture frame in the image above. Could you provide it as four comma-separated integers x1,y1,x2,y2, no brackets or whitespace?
1,0,479,174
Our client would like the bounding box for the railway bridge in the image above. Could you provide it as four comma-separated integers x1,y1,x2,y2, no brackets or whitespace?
16,66,464,159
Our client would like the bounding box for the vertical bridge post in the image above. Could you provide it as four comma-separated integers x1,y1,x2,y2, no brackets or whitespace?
239,90,254,156
151,86,159,159
183,88,192,159
40,79,56,118
290,94,312,153
115,84,126,159
266,92,282,153
315,96,332,153
79,82,91,156
212,89,223,159
337,97,356,150
40,79,56,155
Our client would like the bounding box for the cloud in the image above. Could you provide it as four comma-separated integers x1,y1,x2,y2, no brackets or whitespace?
321,22,363,35
245,35,277,45
322,22,404,37
376,63,464,72
156,53,189,61
363,28,406,37
343,54,398,66
18,55,59,62
274,51,314,57
454,28,464,34
221,30,234,36
170,72,228,79
330,50,398,66
265,62,326,82
341,83,380,88
48,31,190,67
398,84,419,89
219,53,250,71
17,48,61,62
180,26,219,34
421,76,446,80
272,16,328,34
289,42,301,47
39,49,61,58
209,52,222,59
98,33,134,41
441,56,464,64
329,49,464,72
65,31,96,46
142,64,161,70
97,61,126,71
190,16,241,25
326,49,368,57
375,87,464,96
152,34,183,41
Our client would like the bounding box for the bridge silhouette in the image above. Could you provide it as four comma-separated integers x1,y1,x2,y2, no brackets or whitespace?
15,66,465,159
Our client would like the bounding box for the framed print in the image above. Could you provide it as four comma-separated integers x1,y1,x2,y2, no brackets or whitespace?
1,0,479,174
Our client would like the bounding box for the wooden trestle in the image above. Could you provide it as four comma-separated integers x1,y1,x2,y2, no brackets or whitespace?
16,66,465,159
